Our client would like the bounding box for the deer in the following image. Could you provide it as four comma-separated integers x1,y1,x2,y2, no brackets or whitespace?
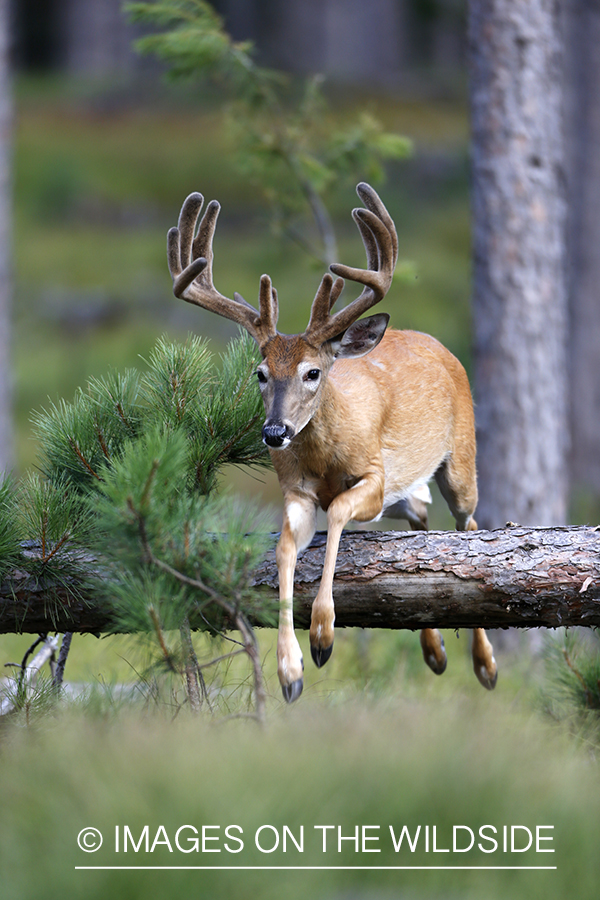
167,183,498,703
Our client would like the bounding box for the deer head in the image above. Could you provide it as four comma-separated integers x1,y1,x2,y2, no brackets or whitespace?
167,183,398,448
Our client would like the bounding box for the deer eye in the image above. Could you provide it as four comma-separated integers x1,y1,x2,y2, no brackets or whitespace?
256,370,267,384
304,369,321,382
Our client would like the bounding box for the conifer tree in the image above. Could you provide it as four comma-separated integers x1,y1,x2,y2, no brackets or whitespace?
1,333,275,721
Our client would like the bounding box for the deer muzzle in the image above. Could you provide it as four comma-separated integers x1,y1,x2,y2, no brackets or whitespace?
262,423,294,448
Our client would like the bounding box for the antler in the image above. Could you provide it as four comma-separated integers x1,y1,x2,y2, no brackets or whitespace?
167,192,279,348
304,183,398,345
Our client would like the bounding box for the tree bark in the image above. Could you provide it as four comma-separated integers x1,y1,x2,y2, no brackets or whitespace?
468,0,568,529
2,527,600,634
564,1,600,503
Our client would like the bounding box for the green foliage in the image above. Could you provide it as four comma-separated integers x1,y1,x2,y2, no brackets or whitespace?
542,631,600,744
0,471,95,595
3,334,274,710
140,334,266,493
0,477,23,580
142,335,213,431
31,371,142,492
126,0,412,264
91,426,274,638
187,334,268,492
1,667,62,727
16,473,96,580
33,331,268,496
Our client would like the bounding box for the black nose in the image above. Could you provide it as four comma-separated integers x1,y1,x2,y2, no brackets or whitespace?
262,423,289,447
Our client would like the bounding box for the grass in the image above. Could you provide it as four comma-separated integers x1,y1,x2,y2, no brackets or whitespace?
0,687,597,900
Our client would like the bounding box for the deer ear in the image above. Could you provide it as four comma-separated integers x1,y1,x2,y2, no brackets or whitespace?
328,313,390,359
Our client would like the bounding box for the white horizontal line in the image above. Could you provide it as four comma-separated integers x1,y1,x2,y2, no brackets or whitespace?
75,865,557,871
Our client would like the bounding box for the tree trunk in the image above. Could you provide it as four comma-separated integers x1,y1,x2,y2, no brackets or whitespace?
564,1,600,505
0,0,12,474
2,527,600,634
468,0,568,529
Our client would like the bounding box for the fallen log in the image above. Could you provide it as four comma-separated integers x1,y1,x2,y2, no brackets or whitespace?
1,526,600,635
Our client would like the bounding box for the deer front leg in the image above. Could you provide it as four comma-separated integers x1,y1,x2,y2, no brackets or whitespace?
276,495,317,703
310,470,384,668
420,628,447,675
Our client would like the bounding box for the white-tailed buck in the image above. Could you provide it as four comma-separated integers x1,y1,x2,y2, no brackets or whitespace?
168,184,497,702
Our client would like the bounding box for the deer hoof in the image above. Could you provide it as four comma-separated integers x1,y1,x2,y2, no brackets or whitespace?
311,643,333,668
475,663,498,691
282,677,304,703
425,652,447,676
420,632,447,675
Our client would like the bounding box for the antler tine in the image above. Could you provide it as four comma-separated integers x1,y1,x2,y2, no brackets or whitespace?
257,274,279,341
356,181,398,268
305,274,345,343
168,192,279,347
331,207,395,287
305,183,398,344
353,208,379,271
179,192,204,268
190,196,219,280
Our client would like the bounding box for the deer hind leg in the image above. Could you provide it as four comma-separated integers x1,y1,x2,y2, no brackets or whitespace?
435,457,498,690
310,470,385,669
385,490,447,676
276,495,317,703
384,488,430,531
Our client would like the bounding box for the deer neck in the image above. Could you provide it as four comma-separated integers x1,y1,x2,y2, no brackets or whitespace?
295,377,348,473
